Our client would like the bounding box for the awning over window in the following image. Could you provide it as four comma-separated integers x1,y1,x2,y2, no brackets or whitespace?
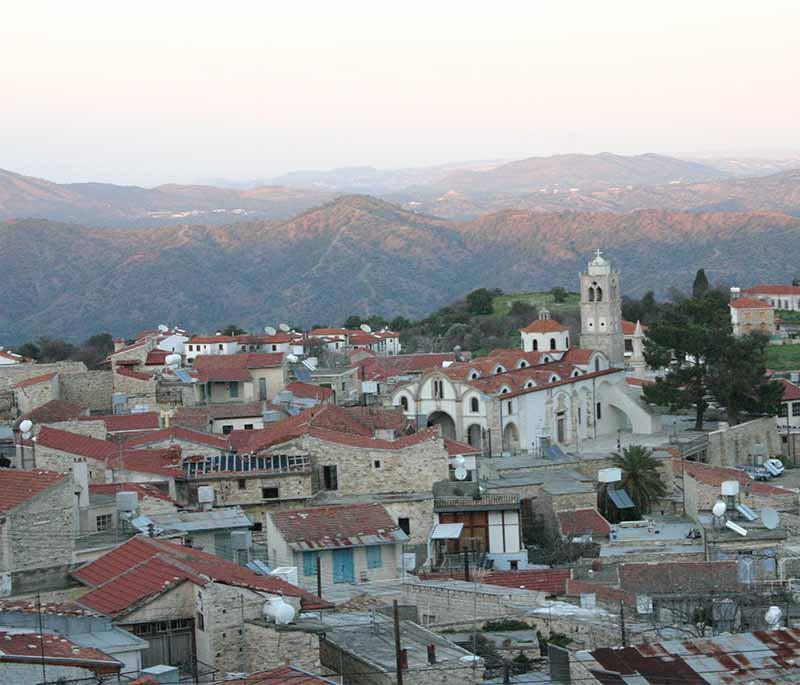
431,523,464,540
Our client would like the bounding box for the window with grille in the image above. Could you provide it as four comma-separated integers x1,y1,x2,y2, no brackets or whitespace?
96,514,113,531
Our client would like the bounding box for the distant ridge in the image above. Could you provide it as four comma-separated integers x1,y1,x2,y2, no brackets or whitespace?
2,194,800,343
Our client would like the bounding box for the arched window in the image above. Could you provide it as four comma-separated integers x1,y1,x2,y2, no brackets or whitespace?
549,337,557,350
596,286,603,302
400,396,409,411
470,370,480,380
594,357,601,372
543,355,551,363
572,369,580,377
500,386,510,394
565,337,569,348
471,396,479,412
549,375,560,383
518,360,528,368
588,287,595,302
525,380,535,389
494,365,505,375
533,339,538,351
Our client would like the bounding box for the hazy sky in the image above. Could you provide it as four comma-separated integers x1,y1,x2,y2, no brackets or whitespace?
2,1,799,185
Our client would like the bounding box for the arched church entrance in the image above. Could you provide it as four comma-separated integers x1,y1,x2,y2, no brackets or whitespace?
427,411,456,440
467,424,482,450
502,422,520,453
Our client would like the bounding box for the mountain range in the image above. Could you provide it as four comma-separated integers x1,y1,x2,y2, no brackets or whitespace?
3,195,800,344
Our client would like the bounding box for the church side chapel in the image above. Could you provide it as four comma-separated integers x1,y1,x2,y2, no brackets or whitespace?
392,250,660,454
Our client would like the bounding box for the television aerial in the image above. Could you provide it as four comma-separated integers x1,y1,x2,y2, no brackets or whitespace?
278,323,291,332
264,326,277,336
157,324,169,333
762,508,780,530
360,323,372,333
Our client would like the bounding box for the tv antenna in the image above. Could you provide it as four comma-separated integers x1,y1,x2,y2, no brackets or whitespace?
264,326,277,336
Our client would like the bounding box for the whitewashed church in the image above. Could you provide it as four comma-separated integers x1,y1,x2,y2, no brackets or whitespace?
391,250,659,455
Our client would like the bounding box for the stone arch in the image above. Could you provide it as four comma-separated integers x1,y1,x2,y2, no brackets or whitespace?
588,286,595,302
596,286,603,301
399,395,409,411
533,339,539,351
494,365,506,375
469,395,480,413
502,422,520,452
427,411,456,440
549,337,557,350
467,424,482,450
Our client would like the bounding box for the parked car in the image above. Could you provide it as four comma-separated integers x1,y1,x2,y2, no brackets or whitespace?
737,464,772,481
765,458,785,476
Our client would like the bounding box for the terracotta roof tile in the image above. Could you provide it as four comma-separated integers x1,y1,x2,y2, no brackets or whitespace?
0,630,121,667
678,458,795,497
18,399,87,425
730,297,774,309
115,367,154,381
80,412,160,433
443,438,480,456
0,470,66,514
621,320,649,335
36,426,117,460
13,371,57,389
270,502,405,550
776,378,800,402
744,284,800,296
520,319,569,334
89,482,179,506
123,425,229,450
144,349,169,365
619,560,740,594
218,665,336,685
557,508,611,538
286,381,335,402
193,353,283,382
74,536,329,612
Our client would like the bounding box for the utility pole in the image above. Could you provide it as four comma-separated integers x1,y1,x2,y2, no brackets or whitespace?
36,593,46,685
463,549,470,582
316,556,322,599
619,600,627,646
393,600,404,685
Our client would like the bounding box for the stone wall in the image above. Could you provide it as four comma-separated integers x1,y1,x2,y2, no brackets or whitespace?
244,620,323,673
707,417,781,467
48,419,107,439
301,434,450,496
685,473,798,515
0,477,75,595
14,374,59,414
112,372,158,410
0,663,98,685
61,370,113,412
33,446,107,482
0,361,87,390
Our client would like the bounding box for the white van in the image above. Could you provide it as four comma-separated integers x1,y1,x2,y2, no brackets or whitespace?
765,458,785,477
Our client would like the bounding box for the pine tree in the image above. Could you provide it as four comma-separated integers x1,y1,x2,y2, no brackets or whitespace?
692,268,709,299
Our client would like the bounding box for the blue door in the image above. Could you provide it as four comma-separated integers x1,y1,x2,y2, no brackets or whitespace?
332,548,355,584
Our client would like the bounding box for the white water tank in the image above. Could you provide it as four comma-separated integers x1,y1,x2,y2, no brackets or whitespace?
116,491,138,513
262,596,296,625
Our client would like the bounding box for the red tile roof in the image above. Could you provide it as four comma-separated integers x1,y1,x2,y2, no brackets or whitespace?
270,502,404,550
74,536,328,613
443,438,480,456
306,425,439,451
286,381,335,402
89,482,179,506
744,284,800,296
114,448,184,479
0,470,66,514
36,426,117,460
309,328,348,336
619,561,740,594
559,348,597,365
678,458,795,497
80,412,160,433
18,399,87,425
13,371,57,389
480,569,570,596
729,296,774,309
520,319,569,333
776,378,800,402
621,320,649,335
0,349,29,363
217,665,336,685
115,367,154,381
123,425,229,450
0,599,99,617
193,352,283,382
557,508,612,538
144,349,169,365
625,376,655,387
0,630,121,668
189,335,237,343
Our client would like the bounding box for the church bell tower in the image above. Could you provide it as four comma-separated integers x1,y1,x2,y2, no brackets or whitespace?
579,249,625,367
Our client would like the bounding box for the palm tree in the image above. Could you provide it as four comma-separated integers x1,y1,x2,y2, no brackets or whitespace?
609,445,668,517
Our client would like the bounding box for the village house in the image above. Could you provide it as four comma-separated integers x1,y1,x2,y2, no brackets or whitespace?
183,334,239,364
193,352,287,404
743,283,800,311
266,503,408,589
71,536,329,674
729,295,777,337
0,469,76,597
175,400,270,434
775,377,800,462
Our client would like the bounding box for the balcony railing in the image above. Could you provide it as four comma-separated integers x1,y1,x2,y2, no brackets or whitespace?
184,453,311,478
434,493,520,511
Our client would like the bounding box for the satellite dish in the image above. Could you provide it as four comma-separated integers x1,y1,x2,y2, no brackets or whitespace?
762,508,780,530
454,467,468,481
712,500,727,518
453,455,466,468
158,324,169,333
765,606,782,629
165,353,182,367
278,323,290,332
360,323,372,333
264,326,277,336
19,419,33,434
286,354,299,363
453,345,462,352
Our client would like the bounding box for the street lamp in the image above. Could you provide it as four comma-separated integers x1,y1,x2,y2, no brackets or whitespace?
18,419,34,469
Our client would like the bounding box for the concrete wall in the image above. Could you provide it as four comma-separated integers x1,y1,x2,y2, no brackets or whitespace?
61,370,113,412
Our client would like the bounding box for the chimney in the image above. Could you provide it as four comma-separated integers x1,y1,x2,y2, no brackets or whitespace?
72,459,90,509
113,338,126,352
427,644,437,664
